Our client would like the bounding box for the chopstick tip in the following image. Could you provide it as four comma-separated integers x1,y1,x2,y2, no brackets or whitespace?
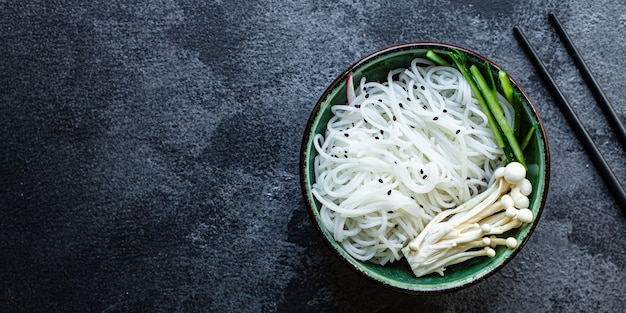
548,12,559,24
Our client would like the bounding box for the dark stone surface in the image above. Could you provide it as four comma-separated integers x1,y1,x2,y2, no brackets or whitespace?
1,0,625,312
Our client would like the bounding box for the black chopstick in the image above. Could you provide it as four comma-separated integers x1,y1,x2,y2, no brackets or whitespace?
513,26,626,215
548,12,626,150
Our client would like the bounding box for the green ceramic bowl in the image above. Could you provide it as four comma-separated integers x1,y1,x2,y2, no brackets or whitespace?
300,42,550,294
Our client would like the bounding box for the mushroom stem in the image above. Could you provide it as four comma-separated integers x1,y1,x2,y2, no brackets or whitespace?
464,198,507,225
478,211,509,226
487,218,522,235
447,178,510,226
411,247,496,277
487,236,518,249
510,186,530,208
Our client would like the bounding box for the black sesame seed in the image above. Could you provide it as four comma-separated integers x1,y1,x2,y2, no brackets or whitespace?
378,179,383,183
433,117,439,121
409,125,415,128
420,85,425,90
423,105,427,109
378,99,383,102
375,136,379,140
380,130,384,135
387,190,392,195
393,116,397,121
365,93,370,98
355,104,361,108
410,196,415,200
443,109,448,113
399,103,403,108
466,177,471,180
387,210,393,214
419,204,424,208
364,119,368,123
456,129,461,134
422,175,428,179
344,133,349,137
413,85,418,89
406,97,411,101
420,169,424,174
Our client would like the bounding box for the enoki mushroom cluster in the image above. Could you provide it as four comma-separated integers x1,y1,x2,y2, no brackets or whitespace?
402,162,533,277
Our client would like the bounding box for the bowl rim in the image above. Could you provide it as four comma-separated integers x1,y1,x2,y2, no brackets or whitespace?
299,41,551,294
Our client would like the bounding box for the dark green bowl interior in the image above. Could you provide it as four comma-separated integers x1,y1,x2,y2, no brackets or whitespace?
300,43,550,294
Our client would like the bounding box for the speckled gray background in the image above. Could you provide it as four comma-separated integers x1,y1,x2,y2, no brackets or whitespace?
1,0,625,312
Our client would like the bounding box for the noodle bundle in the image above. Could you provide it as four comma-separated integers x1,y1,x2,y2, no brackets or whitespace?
312,58,514,265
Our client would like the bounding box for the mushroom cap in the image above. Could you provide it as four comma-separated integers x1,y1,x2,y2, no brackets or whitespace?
501,194,515,209
494,167,506,179
517,208,534,223
505,237,518,249
485,247,496,258
513,194,530,209
519,179,533,196
481,224,492,233
503,162,526,184
506,207,518,218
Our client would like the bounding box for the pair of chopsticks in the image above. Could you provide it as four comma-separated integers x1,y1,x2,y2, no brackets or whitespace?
514,13,626,215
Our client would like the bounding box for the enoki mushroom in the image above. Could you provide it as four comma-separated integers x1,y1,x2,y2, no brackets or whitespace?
402,162,534,277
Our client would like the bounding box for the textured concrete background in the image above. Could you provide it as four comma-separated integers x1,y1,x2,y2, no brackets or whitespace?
1,0,625,312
